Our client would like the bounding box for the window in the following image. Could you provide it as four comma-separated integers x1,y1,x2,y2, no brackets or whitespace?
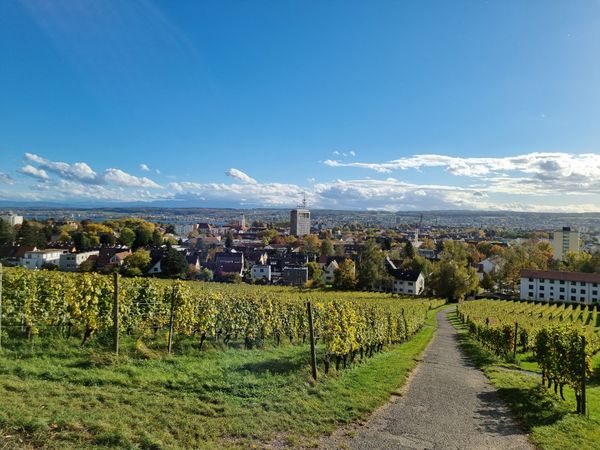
529,277,533,282
560,280,565,285
594,283,598,287
571,288,577,293
560,287,565,292
581,282,586,286
549,280,555,284
408,281,413,286
529,292,534,297
571,296,577,301
539,286,544,291
539,293,544,299
559,295,565,300
529,284,534,290
593,290,598,296
581,289,586,294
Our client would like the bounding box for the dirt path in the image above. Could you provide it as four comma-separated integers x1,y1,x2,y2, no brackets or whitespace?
324,308,533,449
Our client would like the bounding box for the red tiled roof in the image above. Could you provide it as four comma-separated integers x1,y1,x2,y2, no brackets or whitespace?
520,269,600,283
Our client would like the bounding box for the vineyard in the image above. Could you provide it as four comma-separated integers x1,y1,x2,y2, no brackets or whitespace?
457,299,600,413
0,267,445,372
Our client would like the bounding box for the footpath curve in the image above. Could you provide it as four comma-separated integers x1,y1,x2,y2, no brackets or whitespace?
328,308,533,450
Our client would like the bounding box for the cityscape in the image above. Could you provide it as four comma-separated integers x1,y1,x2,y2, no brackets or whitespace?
1,1,599,449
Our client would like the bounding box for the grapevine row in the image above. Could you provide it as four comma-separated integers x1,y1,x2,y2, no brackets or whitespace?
0,268,445,371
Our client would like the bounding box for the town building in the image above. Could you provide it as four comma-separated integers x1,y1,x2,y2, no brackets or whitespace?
551,227,580,261
0,213,23,226
477,256,501,280
290,198,310,236
21,249,67,269
59,250,99,271
520,268,600,305
390,268,425,295
282,266,308,286
251,264,271,282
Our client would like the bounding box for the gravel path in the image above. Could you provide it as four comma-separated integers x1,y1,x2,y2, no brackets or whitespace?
330,308,533,450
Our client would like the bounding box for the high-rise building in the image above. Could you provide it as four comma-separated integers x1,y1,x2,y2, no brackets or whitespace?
551,227,580,260
0,212,23,226
290,196,310,236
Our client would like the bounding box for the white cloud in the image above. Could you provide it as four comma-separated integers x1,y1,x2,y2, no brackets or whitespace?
225,168,257,184
139,163,150,172
103,168,162,188
22,153,162,189
349,151,356,157
324,152,600,194
19,165,50,180
25,153,96,182
0,172,14,184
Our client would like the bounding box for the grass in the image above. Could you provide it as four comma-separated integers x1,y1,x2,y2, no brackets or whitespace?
0,311,438,449
449,312,600,450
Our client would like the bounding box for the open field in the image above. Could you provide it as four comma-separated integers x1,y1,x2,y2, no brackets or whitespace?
450,310,600,450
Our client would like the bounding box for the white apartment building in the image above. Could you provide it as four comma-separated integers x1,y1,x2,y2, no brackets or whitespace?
59,251,99,271
0,213,23,226
251,264,271,282
551,227,580,261
520,269,600,305
21,249,67,269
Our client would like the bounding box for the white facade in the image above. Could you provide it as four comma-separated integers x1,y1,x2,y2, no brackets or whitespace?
392,273,425,295
551,227,580,261
251,264,271,281
520,269,600,305
59,251,99,271
290,208,310,236
21,249,67,269
0,213,23,226
322,260,339,284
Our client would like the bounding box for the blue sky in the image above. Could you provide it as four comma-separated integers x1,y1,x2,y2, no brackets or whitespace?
1,0,600,211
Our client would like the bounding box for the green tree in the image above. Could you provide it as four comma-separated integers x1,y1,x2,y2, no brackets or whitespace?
17,220,47,248
357,239,390,290
196,267,214,281
162,248,189,278
306,261,324,287
480,271,495,291
151,229,163,246
133,223,154,249
119,227,136,248
430,260,479,301
0,218,15,245
73,232,100,251
404,241,416,259
320,239,334,257
124,249,152,273
333,259,357,290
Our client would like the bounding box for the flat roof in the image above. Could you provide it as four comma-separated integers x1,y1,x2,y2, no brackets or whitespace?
520,268,600,284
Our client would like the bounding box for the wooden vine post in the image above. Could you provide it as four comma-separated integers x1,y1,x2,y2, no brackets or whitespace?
112,272,119,355
581,335,587,415
306,301,318,381
513,322,518,360
167,284,176,355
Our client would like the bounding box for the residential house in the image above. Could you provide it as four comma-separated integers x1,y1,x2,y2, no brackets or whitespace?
282,267,309,286
59,250,100,271
21,249,67,269
251,264,272,282
389,268,425,295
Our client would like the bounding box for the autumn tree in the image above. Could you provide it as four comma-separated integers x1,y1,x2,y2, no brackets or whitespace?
333,259,358,290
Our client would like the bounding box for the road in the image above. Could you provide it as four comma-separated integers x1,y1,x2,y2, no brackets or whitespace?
326,308,534,450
